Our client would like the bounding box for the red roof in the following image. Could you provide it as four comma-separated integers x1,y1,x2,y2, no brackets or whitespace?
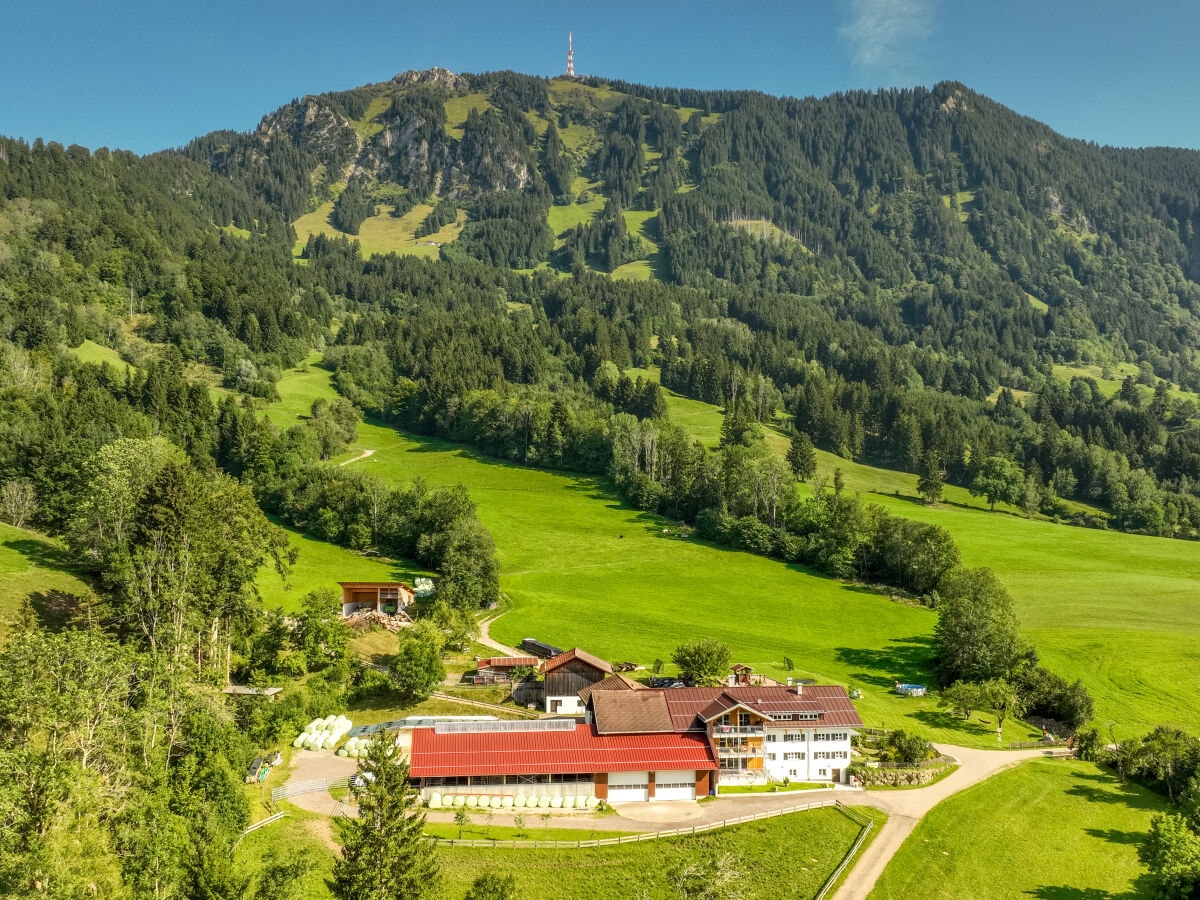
661,685,863,730
409,723,716,778
479,656,539,669
540,647,613,675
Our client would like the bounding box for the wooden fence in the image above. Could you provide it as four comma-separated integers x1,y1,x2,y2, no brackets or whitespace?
814,804,876,899
433,799,839,849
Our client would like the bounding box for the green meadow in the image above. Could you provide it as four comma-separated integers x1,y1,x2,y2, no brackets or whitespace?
0,522,96,637
264,359,1200,739
435,806,877,900
869,758,1166,898
239,803,873,900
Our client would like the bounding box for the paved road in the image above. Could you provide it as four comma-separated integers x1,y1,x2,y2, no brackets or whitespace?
831,743,1066,900
284,737,1065,897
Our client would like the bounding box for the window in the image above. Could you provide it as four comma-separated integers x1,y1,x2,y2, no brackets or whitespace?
739,712,751,727
819,768,827,777
783,752,805,760
789,769,798,777
814,732,848,742
768,753,777,761
765,734,778,743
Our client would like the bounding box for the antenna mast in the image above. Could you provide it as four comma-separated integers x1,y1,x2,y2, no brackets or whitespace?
567,31,574,78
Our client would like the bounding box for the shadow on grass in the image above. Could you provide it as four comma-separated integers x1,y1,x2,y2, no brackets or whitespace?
835,636,935,688
1065,775,1165,810
1025,889,1120,899
3,537,79,575
1084,828,1145,846
907,708,996,736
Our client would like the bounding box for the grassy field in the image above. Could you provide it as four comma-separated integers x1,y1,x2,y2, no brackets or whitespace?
67,339,132,371
870,758,1165,898
238,802,874,900
444,92,492,140
265,360,1200,738
254,523,411,614
438,806,877,900
291,203,464,261
0,522,96,637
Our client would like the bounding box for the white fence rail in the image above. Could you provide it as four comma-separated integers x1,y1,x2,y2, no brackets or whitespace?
433,798,839,848
271,776,348,801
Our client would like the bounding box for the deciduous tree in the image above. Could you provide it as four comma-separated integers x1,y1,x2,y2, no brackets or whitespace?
672,639,732,686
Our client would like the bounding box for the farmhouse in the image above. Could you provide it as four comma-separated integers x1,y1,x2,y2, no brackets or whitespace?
539,647,613,714
338,581,415,618
407,680,862,804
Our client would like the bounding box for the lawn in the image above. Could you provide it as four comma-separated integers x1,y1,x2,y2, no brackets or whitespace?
438,805,874,899
237,801,873,900
0,522,96,638
869,758,1166,899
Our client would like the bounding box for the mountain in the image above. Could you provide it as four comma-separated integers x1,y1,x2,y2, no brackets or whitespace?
3,69,1200,541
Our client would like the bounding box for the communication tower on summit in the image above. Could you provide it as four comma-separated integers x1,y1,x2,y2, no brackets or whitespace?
566,31,575,78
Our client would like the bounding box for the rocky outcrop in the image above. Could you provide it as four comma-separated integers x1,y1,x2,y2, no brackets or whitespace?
392,67,469,93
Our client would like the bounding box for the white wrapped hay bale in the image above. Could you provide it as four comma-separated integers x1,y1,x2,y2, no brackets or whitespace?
501,796,513,808
562,796,575,809
550,796,563,808
428,793,442,809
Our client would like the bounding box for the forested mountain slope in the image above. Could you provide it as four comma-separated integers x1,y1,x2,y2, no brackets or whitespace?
4,68,1200,545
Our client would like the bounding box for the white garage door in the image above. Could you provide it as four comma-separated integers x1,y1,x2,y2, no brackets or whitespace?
654,769,696,801
608,771,650,803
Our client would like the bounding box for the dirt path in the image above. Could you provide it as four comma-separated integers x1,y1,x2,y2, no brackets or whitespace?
477,615,524,656
337,448,375,467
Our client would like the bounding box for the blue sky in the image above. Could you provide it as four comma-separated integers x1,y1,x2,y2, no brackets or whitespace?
3,0,1198,154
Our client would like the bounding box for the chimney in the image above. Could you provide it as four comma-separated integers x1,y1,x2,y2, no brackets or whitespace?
727,674,736,686
786,677,793,687
793,682,803,696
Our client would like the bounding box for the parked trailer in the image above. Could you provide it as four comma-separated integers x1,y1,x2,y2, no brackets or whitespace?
520,638,564,659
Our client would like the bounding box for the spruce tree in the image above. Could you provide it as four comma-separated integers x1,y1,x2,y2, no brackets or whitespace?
917,450,945,503
331,738,439,900
786,431,816,480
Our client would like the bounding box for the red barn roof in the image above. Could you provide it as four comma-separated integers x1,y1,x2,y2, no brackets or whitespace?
479,656,539,669
409,723,716,778
540,647,613,675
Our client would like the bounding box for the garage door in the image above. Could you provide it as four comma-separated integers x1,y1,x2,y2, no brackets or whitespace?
654,770,696,801
608,771,650,803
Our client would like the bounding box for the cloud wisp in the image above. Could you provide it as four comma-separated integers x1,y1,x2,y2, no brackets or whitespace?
839,0,936,84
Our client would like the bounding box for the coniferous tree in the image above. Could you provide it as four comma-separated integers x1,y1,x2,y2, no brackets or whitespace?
786,431,817,481
331,739,439,900
917,450,946,503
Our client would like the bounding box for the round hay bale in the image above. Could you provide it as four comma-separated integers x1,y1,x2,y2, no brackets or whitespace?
501,796,514,808
536,796,550,808
465,795,478,808
428,793,442,809
550,796,563,808
453,795,466,808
